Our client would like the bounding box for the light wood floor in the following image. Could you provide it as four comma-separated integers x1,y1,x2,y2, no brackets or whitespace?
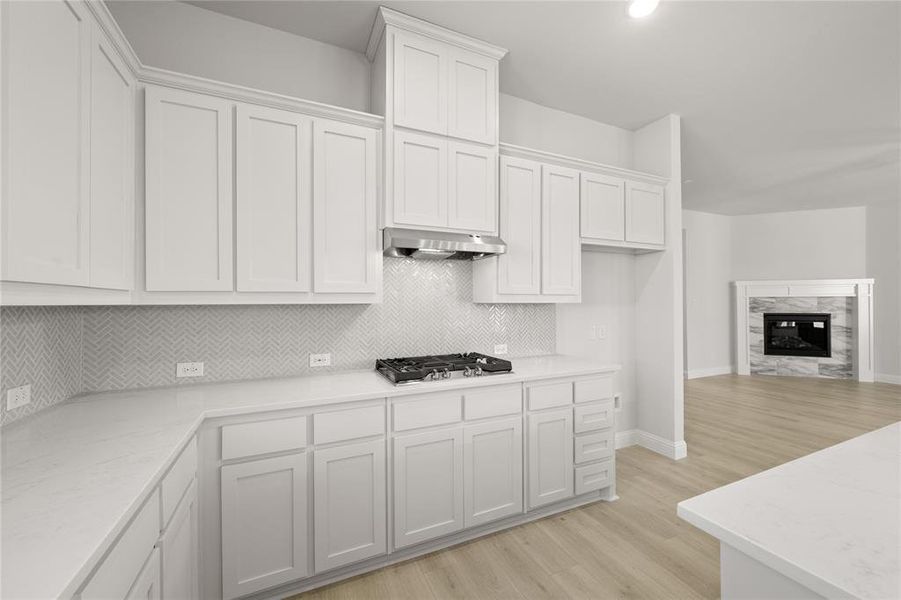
296,375,900,600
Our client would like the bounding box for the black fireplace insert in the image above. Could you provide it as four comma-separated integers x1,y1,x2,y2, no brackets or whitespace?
763,313,831,358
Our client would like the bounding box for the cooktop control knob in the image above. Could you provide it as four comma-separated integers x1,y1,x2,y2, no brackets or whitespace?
463,366,473,377
474,366,483,376
442,368,451,379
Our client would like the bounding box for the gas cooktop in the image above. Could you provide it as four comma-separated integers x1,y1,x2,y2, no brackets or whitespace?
376,352,513,385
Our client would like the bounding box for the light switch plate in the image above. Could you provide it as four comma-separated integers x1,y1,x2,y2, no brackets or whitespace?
494,344,508,355
6,384,31,411
176,362,204,378
309,353,331,367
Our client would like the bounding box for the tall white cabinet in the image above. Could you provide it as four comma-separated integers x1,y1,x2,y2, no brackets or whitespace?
473,152,581,303
145,87,233,292
369,7,506,235
141,84,381,303
1,0,134,291
236,105,312,292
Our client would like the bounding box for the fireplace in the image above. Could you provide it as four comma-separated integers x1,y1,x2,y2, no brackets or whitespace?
764,313,831,358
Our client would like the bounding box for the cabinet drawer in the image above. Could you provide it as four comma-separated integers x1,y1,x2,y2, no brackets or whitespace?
575,460,614,495
527,381,573,411
574,429,615,464
574,400,614,433
221,416,307,460
393,393,462,431
314,405,385,444
81,492,161,600
161,438,197,527
464,384,521,420
574,377,614,404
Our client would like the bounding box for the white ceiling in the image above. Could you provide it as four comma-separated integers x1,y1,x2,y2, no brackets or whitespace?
185,0,900,215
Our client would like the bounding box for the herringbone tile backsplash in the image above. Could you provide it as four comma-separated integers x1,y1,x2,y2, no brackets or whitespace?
1,259,555,425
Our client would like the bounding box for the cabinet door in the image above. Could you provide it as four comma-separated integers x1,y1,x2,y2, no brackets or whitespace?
126,548,161,600
161,481,199,600
313,119,379,293
541,165,581,296
464,418,523,527
448,142,497,233
314,440,387,572
393,429,464,548
448,48,497,145
221,453,309,599
497,156,541,295
527,409,574,509
580,173,625,242
393,30,448,135
145,86,232,291
236,105,311,292
89,28,134,290
393,129,447,228
625,181,665,245
2,0,91,286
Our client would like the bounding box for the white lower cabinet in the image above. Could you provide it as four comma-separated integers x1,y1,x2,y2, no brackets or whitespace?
314,440,387,572
527,408,574,509
221,453,309,599
464,418,523,527
393,428,464,548
161,481,199,600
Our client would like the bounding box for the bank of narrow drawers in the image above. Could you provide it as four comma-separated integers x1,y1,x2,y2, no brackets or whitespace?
527,375,616,496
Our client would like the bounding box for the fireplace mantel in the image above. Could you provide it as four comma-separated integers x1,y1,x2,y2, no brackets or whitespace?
733,279,875,382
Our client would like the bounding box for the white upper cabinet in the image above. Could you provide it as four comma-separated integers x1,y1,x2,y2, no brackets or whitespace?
541,164,581,296
625,181,666,246
393,129,448,228
2,0,91,287
236,105,312,292
393,30,448,136
448,48,497,145
145,86,233,292
580,173,625,242
448,141,497,233
313,119,379,294
89,29,134,290
496,156,541,295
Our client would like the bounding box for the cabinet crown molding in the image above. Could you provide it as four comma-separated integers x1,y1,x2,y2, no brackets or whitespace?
499,143,669,187
366,6,509,62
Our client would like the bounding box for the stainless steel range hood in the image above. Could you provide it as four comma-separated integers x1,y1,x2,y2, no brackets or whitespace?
383,228,506,260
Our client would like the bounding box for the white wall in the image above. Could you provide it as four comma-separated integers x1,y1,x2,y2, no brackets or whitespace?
866,201,901,380
557,252,638,433
731,207,867,280
682,210,733,377
632,115,686,458
499,94,633,169
107,0,371,111
682,204,901,381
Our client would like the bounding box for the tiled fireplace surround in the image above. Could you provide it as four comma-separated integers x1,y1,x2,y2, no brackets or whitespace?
0,259,556,426
734,279,875,382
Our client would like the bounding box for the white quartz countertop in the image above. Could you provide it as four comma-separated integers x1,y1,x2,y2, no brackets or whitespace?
1,355,617,599
678,422,901,600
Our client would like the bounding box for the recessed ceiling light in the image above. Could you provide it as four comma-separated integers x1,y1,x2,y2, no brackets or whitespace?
628,0,660,18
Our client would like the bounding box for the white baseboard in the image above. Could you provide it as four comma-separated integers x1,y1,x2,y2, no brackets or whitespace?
616,428,687,460
875,373,901,385
684,366,733,380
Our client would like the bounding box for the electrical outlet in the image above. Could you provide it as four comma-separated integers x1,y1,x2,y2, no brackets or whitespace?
6,384,31,411
176,362,204,378
597,325,608,340
494,343,508,355
309,353,331,367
